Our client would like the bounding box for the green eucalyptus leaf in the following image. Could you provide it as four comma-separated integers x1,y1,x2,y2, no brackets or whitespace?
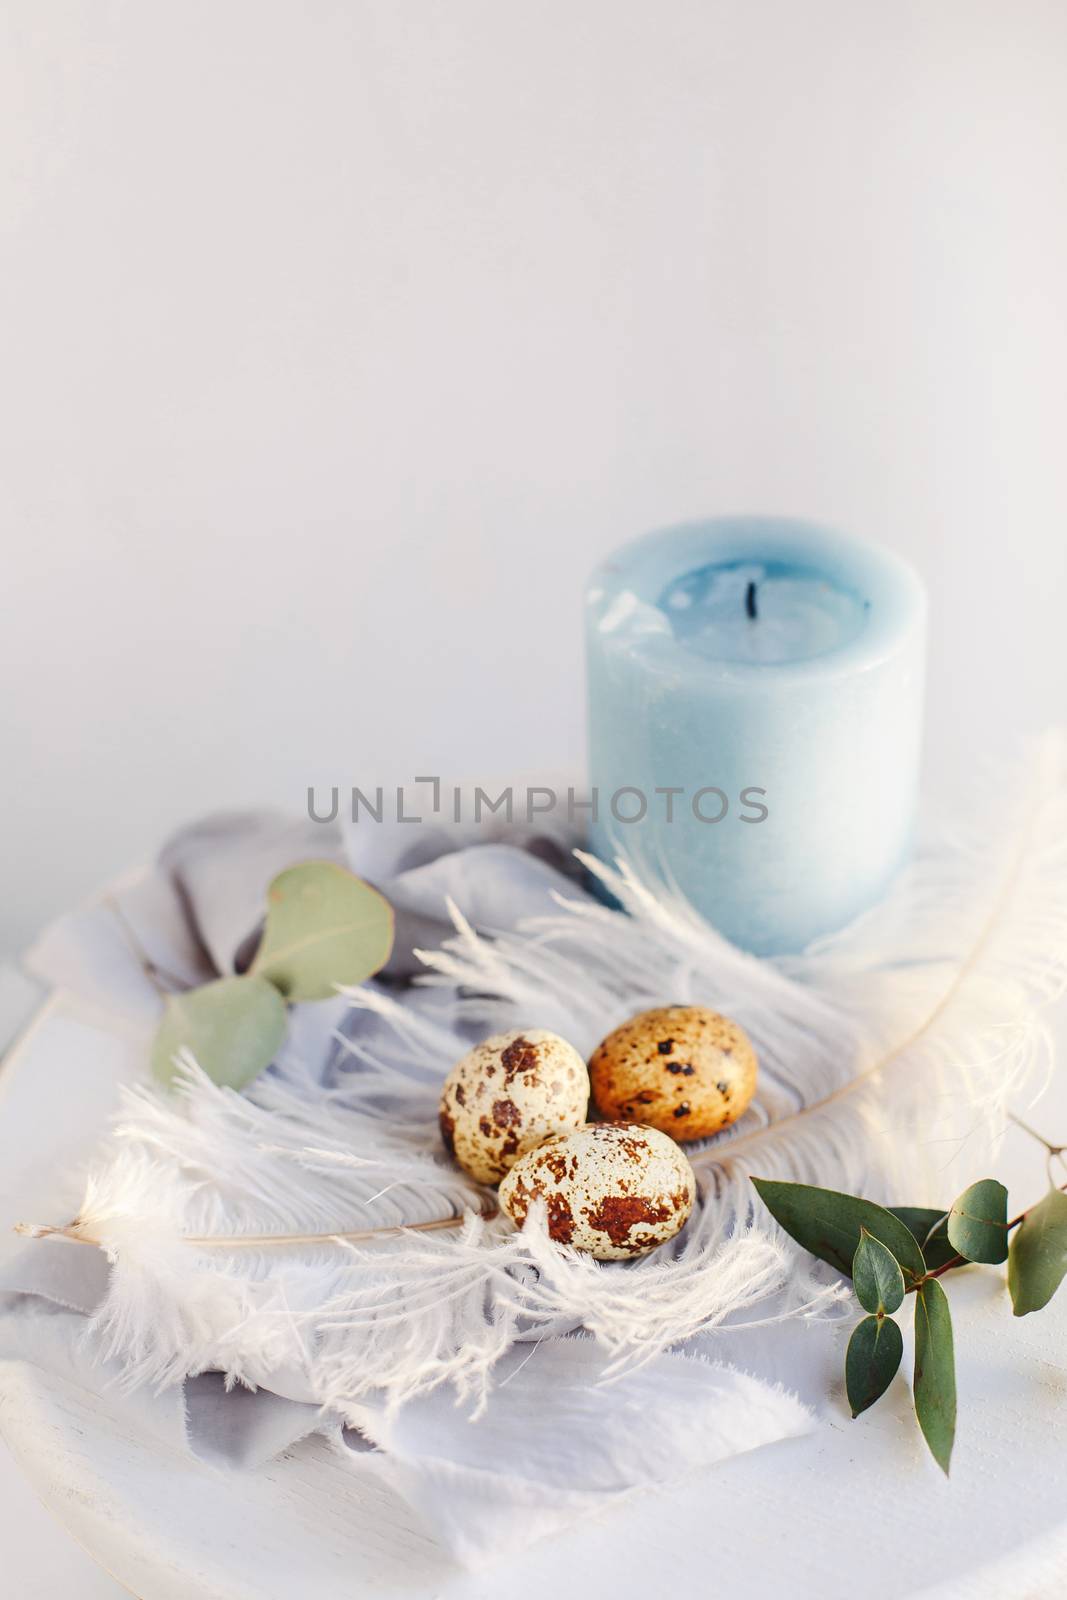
1008,1188,1067,1316
889,1206,957,1272
250,861,394,1001
751,1178,926,1283
845,1313,904,1417
914,1278,956,1475
947,1179,1009,1265
853,1229,906,1314
151,975,287,1091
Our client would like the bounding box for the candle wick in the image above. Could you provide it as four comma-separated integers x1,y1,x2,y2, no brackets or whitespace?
745,580,758,620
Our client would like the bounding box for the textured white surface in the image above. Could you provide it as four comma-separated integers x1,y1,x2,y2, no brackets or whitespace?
0,1441,126,1599
0,995,131,1599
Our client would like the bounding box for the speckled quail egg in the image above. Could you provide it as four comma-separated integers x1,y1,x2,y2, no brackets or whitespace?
588,1004,757,1142
498,1121,696,1259
438,1029,589,1185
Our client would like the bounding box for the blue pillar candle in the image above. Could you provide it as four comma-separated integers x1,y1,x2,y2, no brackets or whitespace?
585,518,927,954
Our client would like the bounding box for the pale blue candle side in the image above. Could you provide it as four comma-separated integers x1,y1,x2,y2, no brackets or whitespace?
585,518,927,955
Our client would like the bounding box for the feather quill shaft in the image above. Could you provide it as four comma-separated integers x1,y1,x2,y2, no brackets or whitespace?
14,1202,495,1249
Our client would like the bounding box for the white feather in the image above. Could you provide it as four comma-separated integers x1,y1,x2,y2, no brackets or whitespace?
48,732,1067,1411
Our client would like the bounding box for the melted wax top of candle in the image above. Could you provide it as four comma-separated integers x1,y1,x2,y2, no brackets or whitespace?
658,560,868,665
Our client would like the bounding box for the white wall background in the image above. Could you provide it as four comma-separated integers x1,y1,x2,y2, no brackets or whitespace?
2,1,1066,960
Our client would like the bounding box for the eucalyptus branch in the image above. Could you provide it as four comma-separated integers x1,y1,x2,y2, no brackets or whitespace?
753,1128,1067,1474
1007,1112,1067,1190
906,1180,1067,1287
1007,1110,1065,1156
147,862,395,1092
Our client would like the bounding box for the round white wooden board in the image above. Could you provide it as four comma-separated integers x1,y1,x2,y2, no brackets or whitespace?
3,992,1067,1600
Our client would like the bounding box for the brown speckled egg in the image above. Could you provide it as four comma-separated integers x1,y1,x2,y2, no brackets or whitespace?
439,1029,589,1185
499,1122,696,1259
588,1004,757,1142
